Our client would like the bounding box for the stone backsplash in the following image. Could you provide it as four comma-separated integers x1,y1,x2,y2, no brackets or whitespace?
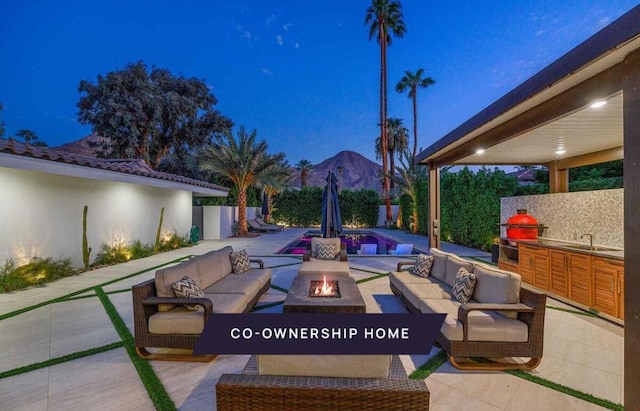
500,189,623,248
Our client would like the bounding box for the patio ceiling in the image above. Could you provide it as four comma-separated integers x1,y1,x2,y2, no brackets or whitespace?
416,6,640,168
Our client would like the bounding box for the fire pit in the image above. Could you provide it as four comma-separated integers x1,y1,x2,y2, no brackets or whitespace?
309,275,341,298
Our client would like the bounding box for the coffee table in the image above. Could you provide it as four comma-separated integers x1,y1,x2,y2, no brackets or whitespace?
283,275,366,313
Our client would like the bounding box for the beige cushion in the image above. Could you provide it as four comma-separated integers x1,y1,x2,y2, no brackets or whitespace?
235,267,272,289
203,274,261,297
155,259,201,312
419,298,528,342
429,248,448,283
298,260,350,277
205,293,252,314
388,270,436,295
311,237,342,259
472,263,521,319
195,246,234,289
444,254,475,287
148,306,205,334
257,355,391,378
403,282,452,309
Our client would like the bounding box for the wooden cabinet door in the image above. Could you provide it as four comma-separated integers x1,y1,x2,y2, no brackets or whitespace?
618,270,624,320
593,262,618,317
518,245,535,285
532,251,550,290
569,253,592,307
549,250,569,297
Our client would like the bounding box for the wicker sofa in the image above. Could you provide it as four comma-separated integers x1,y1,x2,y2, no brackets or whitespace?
298,237,350,277
390,248,546,371
216,355,430,410
132,246,271,361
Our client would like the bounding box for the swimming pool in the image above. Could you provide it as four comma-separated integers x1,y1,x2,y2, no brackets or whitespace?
276,230,418,255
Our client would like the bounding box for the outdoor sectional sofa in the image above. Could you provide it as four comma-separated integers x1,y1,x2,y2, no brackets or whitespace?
132,246,271,361
390,248,546,371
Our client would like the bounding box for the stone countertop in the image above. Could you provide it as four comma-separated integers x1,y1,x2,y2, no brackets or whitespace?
501,237,624,261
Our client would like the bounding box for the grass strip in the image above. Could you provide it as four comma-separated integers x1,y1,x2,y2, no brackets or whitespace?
350,266,387,276
409,350,448,380
0,341,123,380
506,369,624,410
64,288,133,302
0,256,191,321
547,305,600,318
356,272,389,284
251,300,285,311
95,287,176,411
270,284,289,294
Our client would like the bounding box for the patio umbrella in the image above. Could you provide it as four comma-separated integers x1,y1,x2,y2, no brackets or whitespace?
320,170,343,238
261,193,269,221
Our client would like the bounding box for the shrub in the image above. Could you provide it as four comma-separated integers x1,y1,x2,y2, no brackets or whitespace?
93,242,130,266
1,257,78,293
157,231,191,251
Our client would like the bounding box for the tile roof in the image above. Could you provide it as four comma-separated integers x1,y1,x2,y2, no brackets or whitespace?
0,138,229,192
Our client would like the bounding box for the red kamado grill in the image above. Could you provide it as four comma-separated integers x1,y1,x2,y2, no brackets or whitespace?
501,209,546,239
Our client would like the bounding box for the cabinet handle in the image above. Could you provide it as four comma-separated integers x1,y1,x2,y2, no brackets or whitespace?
618,276,622,294
611,277,614,292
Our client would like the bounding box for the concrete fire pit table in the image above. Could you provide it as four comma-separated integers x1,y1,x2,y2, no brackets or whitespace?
283,275,366,313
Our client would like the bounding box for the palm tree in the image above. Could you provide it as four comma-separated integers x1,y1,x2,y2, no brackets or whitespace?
199,126,285,236
396,68,435,161
375,118,408,192
365,0,406,226
257,159,293,223
389,149,427,233
295,159,314,189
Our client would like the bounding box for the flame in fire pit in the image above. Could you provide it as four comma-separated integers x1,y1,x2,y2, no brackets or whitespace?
309,276,340,298
315,275,332,295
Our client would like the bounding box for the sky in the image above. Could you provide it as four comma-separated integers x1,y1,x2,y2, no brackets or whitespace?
1,0,638,165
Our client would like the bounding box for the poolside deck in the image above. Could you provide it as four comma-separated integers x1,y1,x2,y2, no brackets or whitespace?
0,228,623,410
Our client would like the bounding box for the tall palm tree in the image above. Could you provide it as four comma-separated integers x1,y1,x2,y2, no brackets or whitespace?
257,159,293,223
375,118,408,192
199,126,285,236
365,0,406,226
295,159,314,189
396,68,435,161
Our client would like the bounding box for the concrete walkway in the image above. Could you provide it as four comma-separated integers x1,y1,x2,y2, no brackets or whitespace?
0,229,623,410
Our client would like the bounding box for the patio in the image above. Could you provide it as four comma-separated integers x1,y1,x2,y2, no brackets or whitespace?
0,228,623,410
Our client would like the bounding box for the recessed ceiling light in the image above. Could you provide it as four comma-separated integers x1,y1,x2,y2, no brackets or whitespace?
555,149,566,155
590,101,607,108
476,149,485,154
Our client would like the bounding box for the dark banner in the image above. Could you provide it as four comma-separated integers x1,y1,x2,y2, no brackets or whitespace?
194,313,445,355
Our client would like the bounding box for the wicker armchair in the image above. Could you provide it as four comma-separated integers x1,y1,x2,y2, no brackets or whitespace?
216,355,430,410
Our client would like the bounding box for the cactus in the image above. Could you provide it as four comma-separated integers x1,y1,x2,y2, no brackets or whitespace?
154,207,165,252
82,205,91,269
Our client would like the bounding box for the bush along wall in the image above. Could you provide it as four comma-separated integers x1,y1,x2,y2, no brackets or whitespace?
440,167,518,251
415,178,429,236
271,188,380,228
398,193,413,231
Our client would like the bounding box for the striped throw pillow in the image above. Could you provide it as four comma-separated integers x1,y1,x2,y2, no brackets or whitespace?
316,243,338,260
411,254,434,278
452,267,477,304
230,249,252,274
171,276,205,311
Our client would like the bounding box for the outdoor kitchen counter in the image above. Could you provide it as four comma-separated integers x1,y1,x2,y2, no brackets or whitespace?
503,238,624,260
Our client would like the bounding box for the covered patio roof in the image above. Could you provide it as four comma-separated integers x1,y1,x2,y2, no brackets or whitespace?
415,5,640,408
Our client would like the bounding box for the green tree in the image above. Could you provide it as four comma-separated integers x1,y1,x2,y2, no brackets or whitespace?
77,61,232,169
15,129,48,147
257,159,293,223
389,149,427,232
295,159,314,189
365,0,406,227
375,118,408,193
396,68,435,160
198,126,285,236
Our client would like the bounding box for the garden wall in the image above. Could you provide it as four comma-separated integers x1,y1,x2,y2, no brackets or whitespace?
0,167,192,267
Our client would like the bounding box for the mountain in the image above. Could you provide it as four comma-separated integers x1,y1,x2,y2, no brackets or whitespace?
290,151,383,193
50,134,106,157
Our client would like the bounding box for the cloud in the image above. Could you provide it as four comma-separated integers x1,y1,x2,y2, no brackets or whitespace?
261,68,273,76
276,34,283,46
207,84,214,90
295,42,300,49
236,24,253,41
266,13,277,26
283,22,293,31
597,16,612,29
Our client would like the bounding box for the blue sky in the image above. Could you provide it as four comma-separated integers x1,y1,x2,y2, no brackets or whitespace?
1,1,638,164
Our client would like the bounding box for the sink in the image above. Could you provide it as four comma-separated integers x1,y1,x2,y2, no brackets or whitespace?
563,244,620,252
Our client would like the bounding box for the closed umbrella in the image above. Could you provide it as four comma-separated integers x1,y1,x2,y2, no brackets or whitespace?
321,170,343,238
261,193,269,222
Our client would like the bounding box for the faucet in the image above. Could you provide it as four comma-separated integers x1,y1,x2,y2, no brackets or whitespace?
580,233,594,251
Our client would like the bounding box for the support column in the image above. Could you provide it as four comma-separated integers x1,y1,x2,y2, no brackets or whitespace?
548,160,568,193
428,163,441,250
623,48,640,409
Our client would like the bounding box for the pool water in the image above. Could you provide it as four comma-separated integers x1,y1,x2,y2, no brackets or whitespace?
277,230,417,255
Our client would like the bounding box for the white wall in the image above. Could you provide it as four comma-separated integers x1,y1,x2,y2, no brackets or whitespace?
203,206,236,240
0,167,193,267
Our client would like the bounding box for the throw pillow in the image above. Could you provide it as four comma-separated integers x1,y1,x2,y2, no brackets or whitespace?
411,254,434,278
171,276,205,311
316,243,337,260
230,249,252,274
452,267,477,304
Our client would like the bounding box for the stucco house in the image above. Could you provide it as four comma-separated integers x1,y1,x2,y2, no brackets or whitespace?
0,138,229,267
